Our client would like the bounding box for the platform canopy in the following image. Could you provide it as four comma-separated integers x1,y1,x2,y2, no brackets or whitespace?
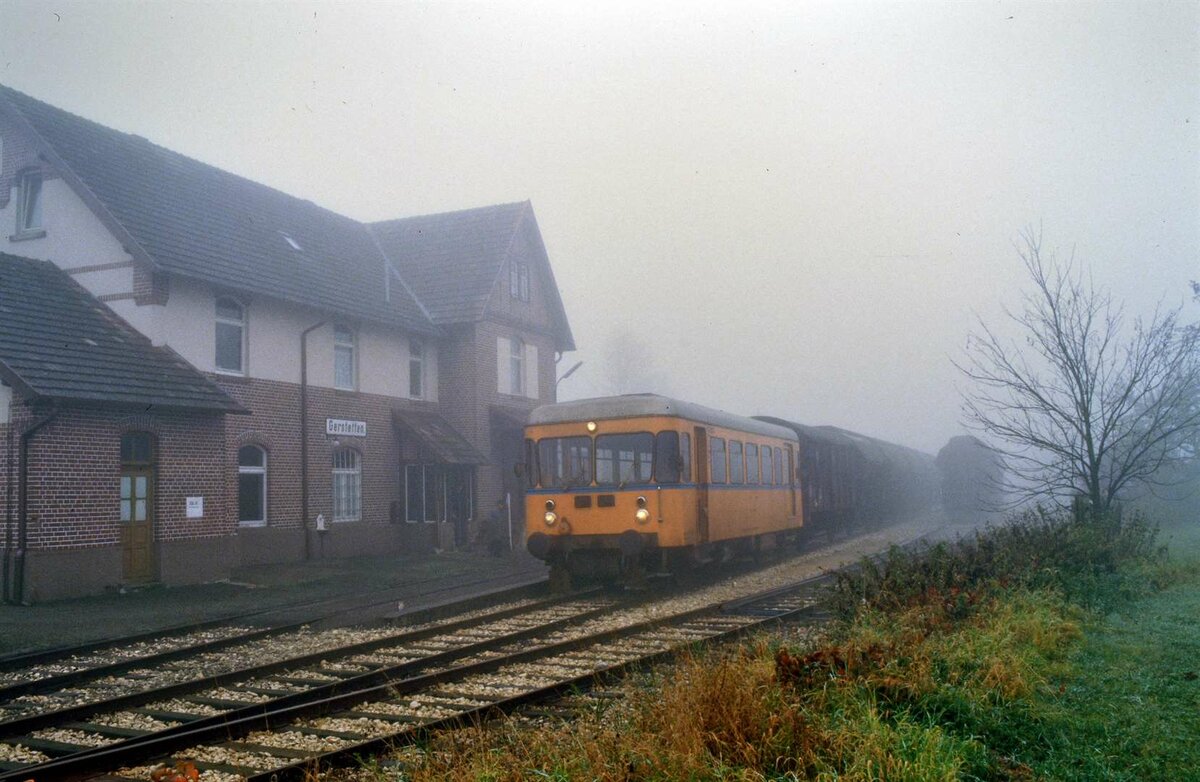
393,409,487,464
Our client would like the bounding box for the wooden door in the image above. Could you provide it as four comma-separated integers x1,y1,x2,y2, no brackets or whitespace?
694,426,710,544
120,467,156,582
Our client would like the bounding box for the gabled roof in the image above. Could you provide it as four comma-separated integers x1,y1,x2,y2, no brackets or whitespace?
0,85,438,336
0,252,244,413
371,202,576,350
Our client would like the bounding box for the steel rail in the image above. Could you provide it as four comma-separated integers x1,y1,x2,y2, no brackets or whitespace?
0,588,601,738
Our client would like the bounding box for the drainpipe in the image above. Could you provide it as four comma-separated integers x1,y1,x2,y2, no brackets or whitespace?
13,407,58,605
3,421,14,604
300,321,326,561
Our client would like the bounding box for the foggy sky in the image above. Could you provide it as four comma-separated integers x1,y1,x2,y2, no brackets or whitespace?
1,1,1196,453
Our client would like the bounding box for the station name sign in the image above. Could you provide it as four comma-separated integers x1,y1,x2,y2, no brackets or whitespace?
326,418,367,437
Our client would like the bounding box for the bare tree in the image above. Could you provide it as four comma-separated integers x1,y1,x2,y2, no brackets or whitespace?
957,230,1200,518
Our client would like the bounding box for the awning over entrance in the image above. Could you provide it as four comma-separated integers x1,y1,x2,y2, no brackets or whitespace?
393,409,487,465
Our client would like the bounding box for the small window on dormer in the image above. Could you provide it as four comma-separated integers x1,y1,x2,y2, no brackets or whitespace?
279,231,303,251
15,171,43,237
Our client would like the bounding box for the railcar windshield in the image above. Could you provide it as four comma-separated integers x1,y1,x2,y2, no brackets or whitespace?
537,436,593,488
595,432,654,486
654,431,684,483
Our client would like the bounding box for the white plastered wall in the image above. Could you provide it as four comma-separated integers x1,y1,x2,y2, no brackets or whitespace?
1,178,135,297
113,276,437,400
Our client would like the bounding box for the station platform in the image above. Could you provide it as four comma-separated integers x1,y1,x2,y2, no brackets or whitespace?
0,548,547,657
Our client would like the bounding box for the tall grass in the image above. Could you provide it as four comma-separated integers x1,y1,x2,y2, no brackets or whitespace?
828,508,1164,620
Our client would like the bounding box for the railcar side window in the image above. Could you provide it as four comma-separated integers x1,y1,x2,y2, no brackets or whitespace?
654,431,682,483
680,432,692,482
710,437,727,483
596,433,653,486
524,438,538,489
729,441,744,483
538,436,592,488
762,446,774,485
745,443,759,483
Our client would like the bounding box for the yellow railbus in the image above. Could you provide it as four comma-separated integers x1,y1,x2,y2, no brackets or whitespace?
523,394,803,581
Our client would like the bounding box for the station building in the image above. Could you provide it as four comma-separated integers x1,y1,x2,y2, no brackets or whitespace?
0,85,575,602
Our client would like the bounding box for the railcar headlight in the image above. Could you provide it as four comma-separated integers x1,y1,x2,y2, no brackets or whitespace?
544,511,558,526
545,499,556,511
634,507,651,523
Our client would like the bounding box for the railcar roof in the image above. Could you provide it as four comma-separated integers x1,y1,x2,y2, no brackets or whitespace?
529,394,797,440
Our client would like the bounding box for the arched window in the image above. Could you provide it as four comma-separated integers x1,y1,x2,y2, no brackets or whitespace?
238,445,267,526
215,297,246,374
332,447,362,522
510,337,525,395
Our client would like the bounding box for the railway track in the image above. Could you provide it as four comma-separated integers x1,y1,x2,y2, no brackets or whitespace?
0,520,948,781
0,521,943,782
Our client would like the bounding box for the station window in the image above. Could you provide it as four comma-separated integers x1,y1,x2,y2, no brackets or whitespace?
762,446,774,486
215,297,246,375
332,447,362,522
509,261,530,302
409,339,424,398
729,441,744,483
15,170,43,236
745,443,759,484
333,325,356,390
238,445,268,526
405,464,444,523
710,437,727,483
510,337,525,395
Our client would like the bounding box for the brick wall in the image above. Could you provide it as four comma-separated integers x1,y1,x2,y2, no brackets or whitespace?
214,375,444,556
0,404,230,551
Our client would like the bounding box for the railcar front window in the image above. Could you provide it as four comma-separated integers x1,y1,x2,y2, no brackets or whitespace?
762,446,774,485
538,436,592,488
595,433,653,486
730,441,744,483
680,432,692,482
655,431,682,483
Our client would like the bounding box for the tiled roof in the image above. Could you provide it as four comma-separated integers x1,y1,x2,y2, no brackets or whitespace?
0,85,438,336
0,252,244,413
370,202,530,324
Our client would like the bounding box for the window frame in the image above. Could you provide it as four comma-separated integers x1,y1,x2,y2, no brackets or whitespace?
237,445,268,527
409,338,424,398
214,296,247,376
332,447,362,522
333,324,357,391
509,337,525,395
14,170,44,238
510,262,530,302
710,437,728,484
745,443,759,484
594,431,654,487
